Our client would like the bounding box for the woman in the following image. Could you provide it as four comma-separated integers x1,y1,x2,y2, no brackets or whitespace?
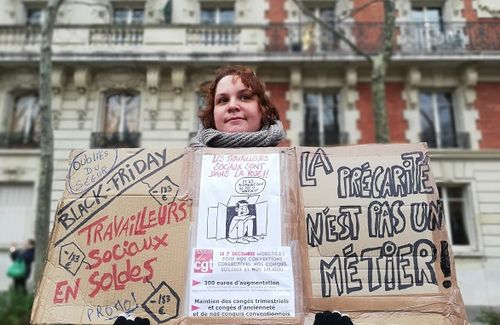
115,65,350,325
115,65,282,325
190,64,285,148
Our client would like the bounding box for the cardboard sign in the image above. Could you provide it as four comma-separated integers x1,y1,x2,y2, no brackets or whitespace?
298,144,467,323
32,144,467,324
32,148,191,324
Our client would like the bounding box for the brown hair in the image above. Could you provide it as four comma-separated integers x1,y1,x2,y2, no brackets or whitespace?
198,65,280,130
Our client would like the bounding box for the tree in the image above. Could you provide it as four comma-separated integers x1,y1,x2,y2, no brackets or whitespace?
34,0,65,284
292,0,396,143
34,0,112,285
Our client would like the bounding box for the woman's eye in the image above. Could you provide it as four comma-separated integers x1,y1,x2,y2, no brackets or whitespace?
216,97,228,104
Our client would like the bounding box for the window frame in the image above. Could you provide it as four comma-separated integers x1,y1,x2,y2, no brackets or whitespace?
437,183,477,253
200,5,235,25
24,5,44,25
0,182,36,246
302,91,341,146
194,85,209,132
418,90,459,149
111,3,145,25
100,90,141,135
410,5,445,51
2,92,41,149
91,90,142,149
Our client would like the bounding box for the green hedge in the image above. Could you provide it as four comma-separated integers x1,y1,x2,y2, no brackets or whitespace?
0,289,33,325
477,308,500,325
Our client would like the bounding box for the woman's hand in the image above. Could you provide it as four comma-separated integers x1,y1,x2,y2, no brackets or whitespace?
314,311,353,325
113,316,150,325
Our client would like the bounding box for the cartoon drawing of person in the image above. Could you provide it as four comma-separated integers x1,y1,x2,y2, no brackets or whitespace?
227,200,258,244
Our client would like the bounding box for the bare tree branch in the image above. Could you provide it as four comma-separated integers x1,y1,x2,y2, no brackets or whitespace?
291,0,372,63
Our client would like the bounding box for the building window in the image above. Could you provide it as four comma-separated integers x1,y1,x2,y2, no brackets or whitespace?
438,185,471,247
419,91,461,148
411,6,443,25
0,183,34,245
198,5,237,45
410,6,444,51
26,7,43,25
196,92,206,128
200,6,235,25
112,4,145,25
91,92,141,148
301,5,336,53
104,92,140,134
1,93,40,149
302,92,341,146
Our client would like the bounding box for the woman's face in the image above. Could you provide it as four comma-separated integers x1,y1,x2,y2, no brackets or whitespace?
213,75,262,133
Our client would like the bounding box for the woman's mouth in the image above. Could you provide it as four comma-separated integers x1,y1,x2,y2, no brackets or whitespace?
226,117,245,123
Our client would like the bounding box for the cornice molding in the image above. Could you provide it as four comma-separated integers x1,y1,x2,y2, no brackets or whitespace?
429,149,500,160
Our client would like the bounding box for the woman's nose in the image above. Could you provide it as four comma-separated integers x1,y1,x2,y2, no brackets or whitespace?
227,97,240,112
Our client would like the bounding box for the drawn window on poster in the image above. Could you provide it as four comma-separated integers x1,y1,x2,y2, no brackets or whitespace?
207,195,268,244
198,153,281,248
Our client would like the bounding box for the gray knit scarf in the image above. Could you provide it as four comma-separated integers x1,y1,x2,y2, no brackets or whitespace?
189,121,285,148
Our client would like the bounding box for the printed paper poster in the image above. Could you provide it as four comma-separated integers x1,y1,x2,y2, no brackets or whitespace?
189,247,295,317
196,153,281,247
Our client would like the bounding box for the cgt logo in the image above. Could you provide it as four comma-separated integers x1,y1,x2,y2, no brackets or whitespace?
193,249,213,273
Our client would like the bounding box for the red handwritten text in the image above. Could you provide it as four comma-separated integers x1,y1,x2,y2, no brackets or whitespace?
78,202,187,245
87,234,168,269
88,257,157,298
53,278,81,303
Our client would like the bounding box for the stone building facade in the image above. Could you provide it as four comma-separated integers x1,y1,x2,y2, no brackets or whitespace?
0,0,499,320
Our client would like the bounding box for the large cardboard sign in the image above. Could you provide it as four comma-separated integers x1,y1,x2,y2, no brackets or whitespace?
32,144,467,324
298,144,467,323
32,148,191,324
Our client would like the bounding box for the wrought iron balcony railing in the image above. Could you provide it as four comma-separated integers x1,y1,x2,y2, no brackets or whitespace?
0,132,40,149
90,132,141,149
300,131,349,147
267,21,500,54
1,22,500,55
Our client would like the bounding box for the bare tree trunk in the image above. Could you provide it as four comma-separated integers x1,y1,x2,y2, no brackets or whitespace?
34,0,64,285
371,0,395,143
371,55,389,143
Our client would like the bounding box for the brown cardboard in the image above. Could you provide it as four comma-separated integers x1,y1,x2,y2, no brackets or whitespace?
32,148,191,324
33,144,467,324
297,144,468,324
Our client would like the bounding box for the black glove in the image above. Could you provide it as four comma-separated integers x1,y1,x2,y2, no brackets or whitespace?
114,316,150,325
314,311,353,325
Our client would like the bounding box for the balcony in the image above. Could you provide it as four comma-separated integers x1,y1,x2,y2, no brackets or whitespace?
0,22,499,59
0,132,40,149
0,24,256,57
399,22,467,54
90,132,141,149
